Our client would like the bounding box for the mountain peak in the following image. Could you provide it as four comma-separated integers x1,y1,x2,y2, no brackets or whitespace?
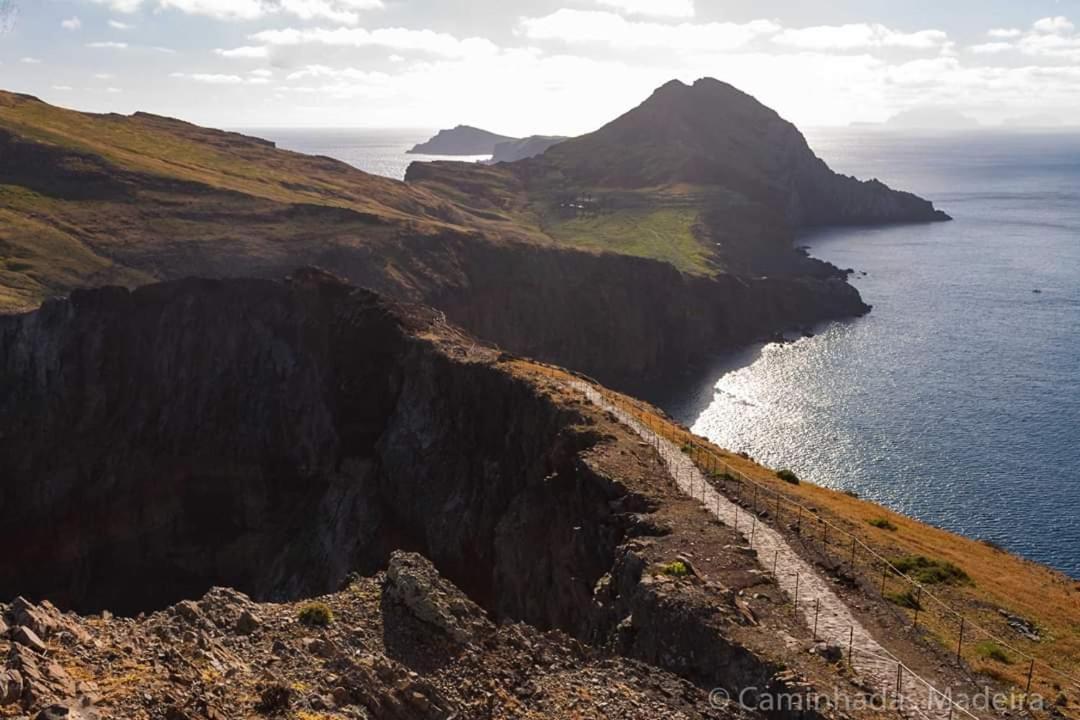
535,77,950,226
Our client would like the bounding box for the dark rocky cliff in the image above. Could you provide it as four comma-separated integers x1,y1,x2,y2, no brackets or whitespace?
0,270,594,618
0,272,832,714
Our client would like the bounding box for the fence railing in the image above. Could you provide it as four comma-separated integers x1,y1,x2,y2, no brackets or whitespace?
527,364,1080,716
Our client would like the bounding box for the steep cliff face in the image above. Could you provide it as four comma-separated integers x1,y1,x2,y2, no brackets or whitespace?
0,271,629,621
414,239,868,389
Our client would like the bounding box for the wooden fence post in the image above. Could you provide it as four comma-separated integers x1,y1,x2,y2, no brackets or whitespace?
956,617,964,665
793,572,800,618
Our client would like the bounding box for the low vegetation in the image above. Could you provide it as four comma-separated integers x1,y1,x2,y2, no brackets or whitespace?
659,560,690,577
891,555,971,586
542,205,715,276
867,517,898,531
975,640,1013,665
886,589,923,610
297,602,334,627
776,469,800,485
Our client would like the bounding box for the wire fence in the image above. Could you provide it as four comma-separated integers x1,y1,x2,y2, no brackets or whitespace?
529,364,1078,718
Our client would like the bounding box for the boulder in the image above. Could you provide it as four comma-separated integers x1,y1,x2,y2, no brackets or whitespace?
13,626,48,654
0,669,24,704
383,552,491,645
233,610,260,636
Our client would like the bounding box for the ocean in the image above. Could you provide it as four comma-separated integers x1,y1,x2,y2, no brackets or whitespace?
246,127,487,180
252,126,1080,578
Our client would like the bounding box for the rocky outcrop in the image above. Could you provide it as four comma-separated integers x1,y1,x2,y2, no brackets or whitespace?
0,560,761,719
490,134,567,163
383,551,492,645
407,125,515,155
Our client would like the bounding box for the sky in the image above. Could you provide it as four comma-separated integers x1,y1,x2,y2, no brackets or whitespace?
1,0,1080,134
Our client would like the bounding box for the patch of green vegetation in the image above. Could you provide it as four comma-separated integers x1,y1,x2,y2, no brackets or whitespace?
886,589,923,610
543,206,715,276
659,560,690,577
892,555,971,586
0,207,152,312
975,640,1013,665
867,517,898,531
297,602,334,627
776,469,799,485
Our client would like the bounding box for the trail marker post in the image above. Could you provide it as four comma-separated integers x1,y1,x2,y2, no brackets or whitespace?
813,598,820,641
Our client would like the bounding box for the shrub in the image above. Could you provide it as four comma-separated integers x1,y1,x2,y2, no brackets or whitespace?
886,589,922,610
975,641,1012,664
776,469,799,485
297,601,334,627
660,560,690,577
867,517,897,531
843,489,860,498
892,555,970,585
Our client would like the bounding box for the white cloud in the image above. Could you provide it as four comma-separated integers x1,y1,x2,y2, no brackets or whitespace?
1033,17,1075,35
87,41,129,49
89,0,144,12
52,85,74,91
772,23,949,51
91,0,383,23
594,0,694,19
976,17,1080,62
519,10,780,51
19,57,42,64
106,87,122,93
171,72,272,85
970,42,1013,55
277,0,383,24
250,68,274,77
61,17,83,31
251,26,499,58
171,72,246,84
109,19,135,30
216,45,270,58
285,64,388,82
158,0,265,20
94,72,116,79
988,28,1022,39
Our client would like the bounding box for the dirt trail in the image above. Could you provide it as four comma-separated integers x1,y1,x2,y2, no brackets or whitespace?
574,381,972,720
